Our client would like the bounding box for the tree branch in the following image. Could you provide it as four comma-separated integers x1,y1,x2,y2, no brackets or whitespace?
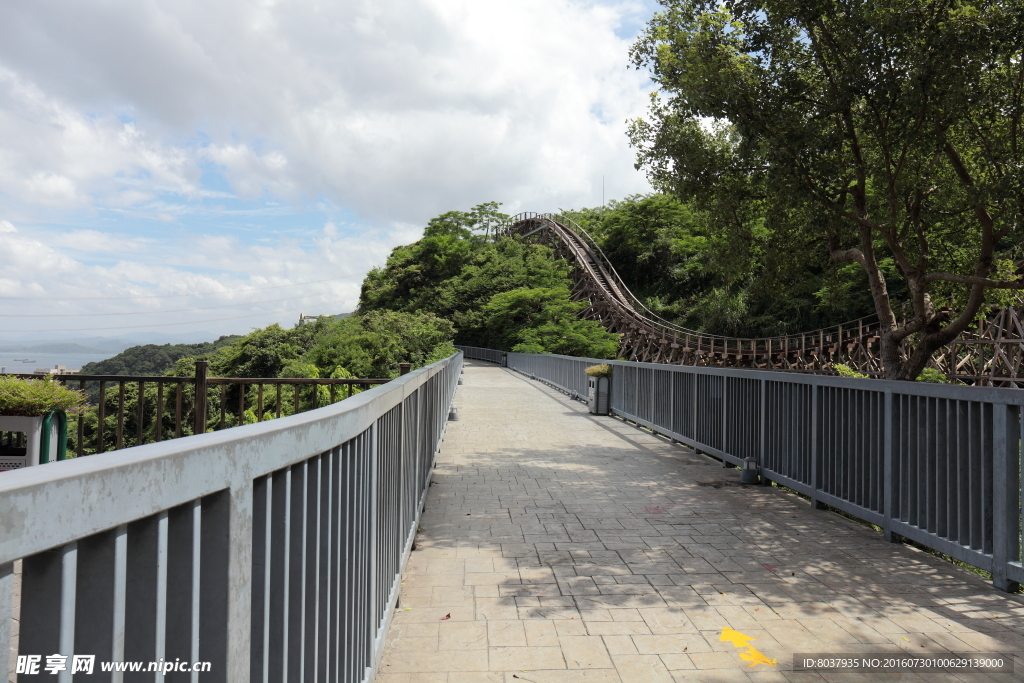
923,272,1024,288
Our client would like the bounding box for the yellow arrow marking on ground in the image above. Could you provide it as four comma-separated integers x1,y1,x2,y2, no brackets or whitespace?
719,627,778,668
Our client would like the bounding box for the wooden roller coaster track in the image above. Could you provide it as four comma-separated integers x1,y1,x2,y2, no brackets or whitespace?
502,213,1024,387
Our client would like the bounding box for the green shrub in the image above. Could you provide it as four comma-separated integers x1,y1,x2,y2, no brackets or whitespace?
833,364,869,379
0,376,86,416
585,364,614,377
916,368,949,383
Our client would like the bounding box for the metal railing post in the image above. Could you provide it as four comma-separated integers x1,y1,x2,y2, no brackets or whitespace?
810,384,825,505
722,378,730,467
194,361,209,436
758,379,766,470
992,404,1021,592
883,390,899,540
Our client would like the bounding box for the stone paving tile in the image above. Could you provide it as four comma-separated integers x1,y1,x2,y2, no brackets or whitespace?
378,361,1024,683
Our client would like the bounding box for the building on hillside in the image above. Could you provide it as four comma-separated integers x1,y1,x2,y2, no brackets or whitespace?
33,365,79,375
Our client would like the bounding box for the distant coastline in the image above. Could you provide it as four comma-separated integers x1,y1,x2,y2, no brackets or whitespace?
0,342,109,355
0,351,114,374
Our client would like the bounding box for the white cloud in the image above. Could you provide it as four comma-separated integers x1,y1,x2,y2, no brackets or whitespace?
0,0,653,219
0,0,660,335
0,67,200,217
0,219,412,335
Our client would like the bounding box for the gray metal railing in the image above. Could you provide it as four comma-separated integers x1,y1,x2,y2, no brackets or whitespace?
0,352,463,682
471,348,1023,593
456,346,505,365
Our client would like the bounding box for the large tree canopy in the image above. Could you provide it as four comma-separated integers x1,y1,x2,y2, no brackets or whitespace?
630,0,1024,379
359,204,620,358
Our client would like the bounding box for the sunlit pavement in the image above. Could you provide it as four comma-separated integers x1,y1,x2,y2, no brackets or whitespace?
378,360,1024,683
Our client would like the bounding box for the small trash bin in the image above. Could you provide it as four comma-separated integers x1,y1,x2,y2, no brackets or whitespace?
0,408,67,471
587,376,610,415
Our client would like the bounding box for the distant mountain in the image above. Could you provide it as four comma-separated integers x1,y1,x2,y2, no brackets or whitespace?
0,342,110,354
0,332,221,351
79,336,242,376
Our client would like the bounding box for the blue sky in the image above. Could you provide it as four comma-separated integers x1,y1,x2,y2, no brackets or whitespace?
0,0,661,338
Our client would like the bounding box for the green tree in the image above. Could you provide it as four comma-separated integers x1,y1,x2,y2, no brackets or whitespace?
360,202,510,314
480,287,619,358
630,0,1024,379
564,194,878,336
301,310,457,378
79,336,240,376
360,203,619,357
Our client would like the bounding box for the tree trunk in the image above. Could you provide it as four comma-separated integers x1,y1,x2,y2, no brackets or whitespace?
879,331,906,380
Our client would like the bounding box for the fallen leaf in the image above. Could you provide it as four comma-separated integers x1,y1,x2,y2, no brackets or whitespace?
441,613,451,620
754,607,760,611
683,647,688,652
902,637,910,642
761,563,778,572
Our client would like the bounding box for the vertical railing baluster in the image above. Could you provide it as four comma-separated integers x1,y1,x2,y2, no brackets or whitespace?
811,385,819,507
759,379,766,474
194,361,209,436
190,500,201,683
55,542,78,683
77,379,85,457
880,389,897,540
155,511,168,670
220,385,227,430
175,381,183,439
112,525,127,683
156,381,164,442
0,562,12,676
136,381,145,446
116,381,125,450
992,403,1021,591
280,471,292,683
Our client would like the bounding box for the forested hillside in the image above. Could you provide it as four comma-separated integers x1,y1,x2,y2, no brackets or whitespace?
174,311,458,380
564,194,881,338
79,312,457,381
79,337,241,376
359,203,619,358
70,311,459,452
358,196,887,353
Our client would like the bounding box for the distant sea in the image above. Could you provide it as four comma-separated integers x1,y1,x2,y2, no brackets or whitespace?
0,352,114,374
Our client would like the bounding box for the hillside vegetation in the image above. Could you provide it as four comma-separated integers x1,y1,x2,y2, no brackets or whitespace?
359,203,619,358
79,337,241,376
565,194,880,338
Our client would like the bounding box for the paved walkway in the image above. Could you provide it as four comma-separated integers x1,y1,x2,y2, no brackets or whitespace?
379,361,1024,683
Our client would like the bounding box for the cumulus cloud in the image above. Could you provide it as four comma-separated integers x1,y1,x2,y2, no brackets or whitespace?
0,0,653,217
0,218,413,335
0,0,659,335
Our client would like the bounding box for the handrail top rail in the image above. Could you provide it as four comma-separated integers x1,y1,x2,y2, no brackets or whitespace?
0,372,392,384
0,351,463,564
497,348,1024,404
